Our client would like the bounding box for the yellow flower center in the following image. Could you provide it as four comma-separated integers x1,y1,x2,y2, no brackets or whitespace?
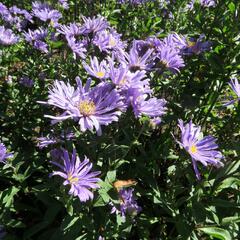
188,40,196,47
68,174,79,184
161,60,169,68
119,78,127,86
189,145,197,154
96,71,105,78
109,36,116,47
79,100,96,116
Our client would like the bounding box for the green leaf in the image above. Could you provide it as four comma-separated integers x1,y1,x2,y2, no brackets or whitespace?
106,170,116,183
228,2,235,12
2,186,19,208
198,227,232,240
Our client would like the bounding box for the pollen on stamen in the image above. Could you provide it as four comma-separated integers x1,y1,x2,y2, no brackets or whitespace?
109,36,116,47
96,71,105,78
79,100,96,116
68,174,79,183
189,145,197,154
188,40,196,47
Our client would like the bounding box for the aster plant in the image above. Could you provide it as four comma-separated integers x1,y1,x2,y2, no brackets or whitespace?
39,77,123,135
177,120,223,180
50,148,101,202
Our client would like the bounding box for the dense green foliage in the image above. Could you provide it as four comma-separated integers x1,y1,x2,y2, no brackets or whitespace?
0,0,240,239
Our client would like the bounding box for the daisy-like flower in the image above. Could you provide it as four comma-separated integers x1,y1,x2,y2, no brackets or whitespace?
224,77,240,106
24,27,48,53
32,1,62,26
93,29,126,53
177,119,223,180
7,6,33,31
66,36,87,59
19,76,34,87
58,0,69,9
0,142,13,164
130,91,167,121
163,33,188,53
80,16,109,35
183,34,211,55
57,23,83,37
118,0,149,4
50,148,101,202
109,64,150,92
111,188,141,218
37,131,74,149
39,77,123,135
122,40,153,72
154,44,185,73
200,0,216,7
0,26,18,45
83,57,109,80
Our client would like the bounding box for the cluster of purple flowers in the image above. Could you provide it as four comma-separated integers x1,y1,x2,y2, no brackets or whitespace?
32,1,62,27
187,0,216,10
24,27,49,53
0,26,18,45
0,0,229,221
111,188,141,218
0,3,33,31
118,0,153,4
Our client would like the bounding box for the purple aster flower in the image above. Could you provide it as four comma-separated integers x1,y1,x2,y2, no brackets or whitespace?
5,6,33,31
0,3,8,14
109,63,150,94
93,29,126,53
118,0,150,4
66,36,87,59
0,26,18,45
183,34,211,55
0,3,13,24
130,91,167,120
58,0,69,9
57,23,83,37
111,188,141,218
177,119,223,180
154,44,185,73
24,27,49,53
122,40,153,72
200,0,216,7
50,148,101,202
0,142,13,164
83,57,110,80
80,16,109,35
32,1,62,26
163,33,188,53
9,6,33,22
186,0,195,10
37,136,58,149
39,77,123,135
223,77,240,106
37,130,75,148
19,76,34,87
